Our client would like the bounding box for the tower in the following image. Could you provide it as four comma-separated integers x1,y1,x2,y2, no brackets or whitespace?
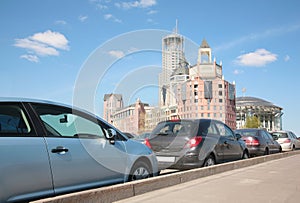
159,21,185,107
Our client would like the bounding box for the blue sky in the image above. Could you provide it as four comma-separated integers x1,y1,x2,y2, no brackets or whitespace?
1,0,300,135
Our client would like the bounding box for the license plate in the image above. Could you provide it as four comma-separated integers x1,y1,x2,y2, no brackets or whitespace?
157,156,175,163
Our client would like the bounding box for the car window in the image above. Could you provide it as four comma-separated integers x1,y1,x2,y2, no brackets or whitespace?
215,122,234,138
290,132,297,139
272,132,288,139
0,104,32,135
198,120,218,135
261,131,273,141
32,104,105,138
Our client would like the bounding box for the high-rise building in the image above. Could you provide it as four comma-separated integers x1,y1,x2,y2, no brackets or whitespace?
159,22,185,108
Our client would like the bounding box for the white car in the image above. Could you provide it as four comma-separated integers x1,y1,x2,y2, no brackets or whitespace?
271,131,300,151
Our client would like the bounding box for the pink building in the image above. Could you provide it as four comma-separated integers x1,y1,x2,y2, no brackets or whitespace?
175,39,236,129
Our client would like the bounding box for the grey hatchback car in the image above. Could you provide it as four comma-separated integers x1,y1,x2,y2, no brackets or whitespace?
145,119,249,170
0,98,158,203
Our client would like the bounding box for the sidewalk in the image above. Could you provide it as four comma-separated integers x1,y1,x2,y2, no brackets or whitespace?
115,154,300,203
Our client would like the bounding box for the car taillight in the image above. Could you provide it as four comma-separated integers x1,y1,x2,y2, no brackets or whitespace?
186,136,203,148
284,139,291,143
244,137,260,146
144,138,152,149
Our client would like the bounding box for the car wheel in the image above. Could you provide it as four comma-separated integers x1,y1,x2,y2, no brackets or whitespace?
203,155,215,167
264,148,270,155
292,145,295,151
242,150,249,159
128,161,151,181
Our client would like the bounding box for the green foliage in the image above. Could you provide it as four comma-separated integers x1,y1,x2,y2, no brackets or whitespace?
244,115,261,128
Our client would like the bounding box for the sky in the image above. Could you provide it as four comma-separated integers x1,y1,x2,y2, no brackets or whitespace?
1,0,300,135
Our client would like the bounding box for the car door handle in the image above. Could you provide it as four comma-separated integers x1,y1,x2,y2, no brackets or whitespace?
51,146,69,153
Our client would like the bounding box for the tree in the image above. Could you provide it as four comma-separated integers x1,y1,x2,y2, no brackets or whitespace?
244,115,261,128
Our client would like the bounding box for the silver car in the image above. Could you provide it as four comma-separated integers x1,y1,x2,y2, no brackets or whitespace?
0,98,158,203
271,130,300,151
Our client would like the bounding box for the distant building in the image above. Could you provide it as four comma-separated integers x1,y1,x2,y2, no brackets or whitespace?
236,96,283,131
110,98,148,135
103,94,123,123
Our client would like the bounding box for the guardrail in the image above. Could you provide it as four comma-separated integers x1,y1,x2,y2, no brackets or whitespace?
31,150,300,203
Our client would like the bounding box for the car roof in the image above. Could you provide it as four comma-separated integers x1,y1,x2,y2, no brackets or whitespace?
0,97,100,119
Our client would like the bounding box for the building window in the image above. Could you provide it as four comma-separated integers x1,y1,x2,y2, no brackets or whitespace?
218,84,222,88
219,99,223,103
219,91,223,96
207,113,210,117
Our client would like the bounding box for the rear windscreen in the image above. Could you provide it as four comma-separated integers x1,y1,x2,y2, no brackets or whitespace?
271,132,288,138
151,120,199,138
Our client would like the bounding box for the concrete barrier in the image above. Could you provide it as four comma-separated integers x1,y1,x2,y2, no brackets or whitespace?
31,150,300,203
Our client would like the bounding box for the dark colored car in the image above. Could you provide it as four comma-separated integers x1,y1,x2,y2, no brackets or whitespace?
0,98,158,203
145,119,249,170
235,128,282,157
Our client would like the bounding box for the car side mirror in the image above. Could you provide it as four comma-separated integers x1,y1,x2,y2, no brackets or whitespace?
106,128,117,144
235,133,242,140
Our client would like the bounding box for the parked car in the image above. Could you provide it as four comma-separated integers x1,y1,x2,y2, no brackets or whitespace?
145,119,249,170
134,131,151,144
0,98,158,203
270,130,300,151
235,128,282,157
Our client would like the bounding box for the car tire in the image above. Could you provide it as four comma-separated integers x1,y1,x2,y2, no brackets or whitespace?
203,154,215,167
242,150,249,159
292,145,295,151
264,148,270,155
128,161,151,181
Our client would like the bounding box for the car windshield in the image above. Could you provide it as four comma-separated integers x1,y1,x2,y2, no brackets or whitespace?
272,132,288,138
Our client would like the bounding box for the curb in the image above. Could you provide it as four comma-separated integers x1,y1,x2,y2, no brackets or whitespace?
31,150,300,203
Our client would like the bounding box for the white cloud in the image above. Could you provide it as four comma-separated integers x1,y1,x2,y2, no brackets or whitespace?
108,50,125,58
115,0,156,9
20,54,39,63
104,14,122,23
30,30,69,50
14,30,69,62
79,15,88,22
233,69,244,75
55,20,67,25
14,38,59,56
284,55,290,62
147,10,157,15
235,49,277,67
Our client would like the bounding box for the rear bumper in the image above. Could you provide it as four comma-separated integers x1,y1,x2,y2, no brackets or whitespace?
157,153,205,170
247,146,266,156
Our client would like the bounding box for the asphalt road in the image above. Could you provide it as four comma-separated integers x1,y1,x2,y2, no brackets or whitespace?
115,154,300,203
